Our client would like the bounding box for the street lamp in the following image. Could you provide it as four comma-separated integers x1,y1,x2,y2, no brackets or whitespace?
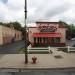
24,0,28,64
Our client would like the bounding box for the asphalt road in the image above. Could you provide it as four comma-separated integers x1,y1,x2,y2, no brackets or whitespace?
0,69,75,75
0,40,24,54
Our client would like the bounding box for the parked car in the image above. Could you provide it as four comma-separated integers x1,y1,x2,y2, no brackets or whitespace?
71,38,75,41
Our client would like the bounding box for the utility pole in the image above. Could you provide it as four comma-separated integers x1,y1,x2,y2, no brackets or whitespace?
24,0,28,64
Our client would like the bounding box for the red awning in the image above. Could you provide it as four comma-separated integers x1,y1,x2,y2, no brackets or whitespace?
33,32,62,38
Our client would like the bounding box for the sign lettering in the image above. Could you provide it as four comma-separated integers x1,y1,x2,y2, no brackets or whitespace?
39,26,57,32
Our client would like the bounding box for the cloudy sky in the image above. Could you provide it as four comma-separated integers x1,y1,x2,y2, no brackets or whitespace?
0,0,75,26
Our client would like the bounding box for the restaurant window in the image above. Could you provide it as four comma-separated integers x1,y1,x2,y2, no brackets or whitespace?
51,38,54,43
34,38,36,43
38,38,40,43
54,38,60,43
39,38,42,43
43,38,45,43
45,38,48,43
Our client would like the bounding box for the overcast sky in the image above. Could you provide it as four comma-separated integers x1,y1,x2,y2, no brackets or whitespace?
0,0,75,27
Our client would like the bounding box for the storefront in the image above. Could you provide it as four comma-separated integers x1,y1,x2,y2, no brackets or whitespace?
28,22,66,47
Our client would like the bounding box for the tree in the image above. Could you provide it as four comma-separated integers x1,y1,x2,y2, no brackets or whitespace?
59,21,69,28
0,21,23,31
59,21,75,40
0,22,3,25
10,22,22,31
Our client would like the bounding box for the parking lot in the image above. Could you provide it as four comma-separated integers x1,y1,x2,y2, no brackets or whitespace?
0,40,24,54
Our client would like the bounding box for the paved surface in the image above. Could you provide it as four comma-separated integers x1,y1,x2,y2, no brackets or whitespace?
0,50,75,69
0,69,75,75
0,49,75,74
0,41,75,75
0,40,24,54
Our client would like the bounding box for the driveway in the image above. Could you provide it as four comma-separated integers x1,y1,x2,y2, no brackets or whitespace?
0,40,24,54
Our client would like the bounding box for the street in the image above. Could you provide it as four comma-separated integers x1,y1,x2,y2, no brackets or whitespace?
0,69,75,75
0,40,24,54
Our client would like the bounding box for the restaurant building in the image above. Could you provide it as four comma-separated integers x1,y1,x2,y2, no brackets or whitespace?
28,22,66,47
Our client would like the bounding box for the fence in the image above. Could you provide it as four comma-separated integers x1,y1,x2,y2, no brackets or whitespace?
27,47,50,53
67,46,75,52
27,45,75,53
51,46,75,52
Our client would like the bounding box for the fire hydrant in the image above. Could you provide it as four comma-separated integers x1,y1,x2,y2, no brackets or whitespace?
32,56,37,64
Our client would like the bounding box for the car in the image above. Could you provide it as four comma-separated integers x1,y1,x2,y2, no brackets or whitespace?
71,38,75,41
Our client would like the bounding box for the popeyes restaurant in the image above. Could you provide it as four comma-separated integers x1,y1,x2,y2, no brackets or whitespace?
28,22,66,47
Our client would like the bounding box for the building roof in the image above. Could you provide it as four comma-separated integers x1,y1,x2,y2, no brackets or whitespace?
28,22,66,28
36,22,59,24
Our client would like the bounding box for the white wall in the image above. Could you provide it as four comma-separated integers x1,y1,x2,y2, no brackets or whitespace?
28,27,40,43
2,26,15,37
56,28,66,43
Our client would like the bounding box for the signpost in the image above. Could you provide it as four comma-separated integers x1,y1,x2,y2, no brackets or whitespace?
24,0,28,64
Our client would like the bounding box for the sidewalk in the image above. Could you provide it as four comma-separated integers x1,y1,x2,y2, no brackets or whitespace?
0,52,75,69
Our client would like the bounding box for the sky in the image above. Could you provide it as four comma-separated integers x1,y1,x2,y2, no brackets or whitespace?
0,0,75,27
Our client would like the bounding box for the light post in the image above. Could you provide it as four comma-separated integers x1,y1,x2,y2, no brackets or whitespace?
24,0,28,64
